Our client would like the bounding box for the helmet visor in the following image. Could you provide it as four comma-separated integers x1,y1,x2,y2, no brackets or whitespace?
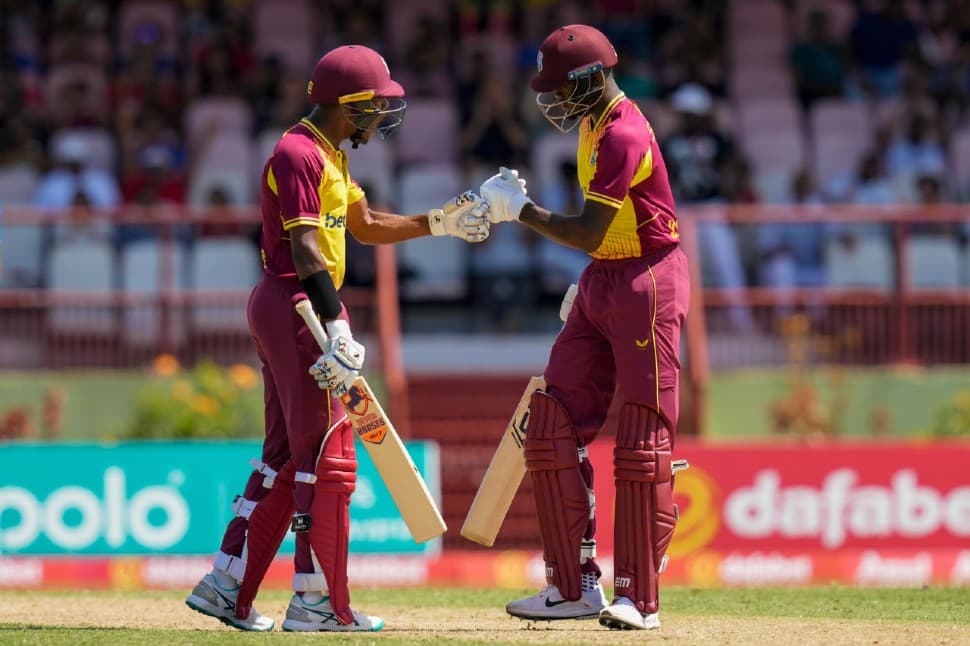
535,66,605,133
340,96,407,139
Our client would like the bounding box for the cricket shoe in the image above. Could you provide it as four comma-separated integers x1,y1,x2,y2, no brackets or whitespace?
185,572,275,631
598,597,660,630
506,573,607,620
281,594,384,632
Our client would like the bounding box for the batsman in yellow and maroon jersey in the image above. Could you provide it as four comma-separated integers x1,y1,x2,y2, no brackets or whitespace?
480,25,690,630
187,45,490,633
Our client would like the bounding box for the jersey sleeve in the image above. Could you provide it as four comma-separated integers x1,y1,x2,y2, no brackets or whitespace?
587,125,651,209
347,177,365,206
268,142,324,230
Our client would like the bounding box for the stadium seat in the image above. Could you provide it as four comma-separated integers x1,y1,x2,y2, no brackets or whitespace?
189,237,261,333
346,137,396,208
824,235,894,290
184,97,254,143
731,63,794,100
117,0,179,60
396,164,469,300
737,98,802,138
49,128,117,174
0,224,44,288
47,239,117,335
744,130,807,177
189,134,255,205
254,126,284,185
121,239,187,347
948,126,970,199
394,98,458,166
0,164,39,205
906,236,961,288
810,99,870,138
251,0,316,73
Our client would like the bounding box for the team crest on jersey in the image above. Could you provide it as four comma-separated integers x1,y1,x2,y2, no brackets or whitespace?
537,51,543,72
589,149,597,166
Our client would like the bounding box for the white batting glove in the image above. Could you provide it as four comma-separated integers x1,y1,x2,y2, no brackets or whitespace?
308,319,365,396
428,191,490,242
480,167,533,223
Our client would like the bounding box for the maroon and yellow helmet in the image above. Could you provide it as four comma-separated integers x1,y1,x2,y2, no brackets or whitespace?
307,45,406,139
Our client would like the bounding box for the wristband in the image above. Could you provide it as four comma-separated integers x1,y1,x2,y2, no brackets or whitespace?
300,270,341,321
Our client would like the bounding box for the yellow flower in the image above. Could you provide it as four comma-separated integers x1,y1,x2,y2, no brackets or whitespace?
228,364,259,390
171,379,193,401
191,394,220,416
151,354,180,377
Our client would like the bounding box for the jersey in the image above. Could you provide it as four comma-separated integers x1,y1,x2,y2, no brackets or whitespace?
577,94,679,260
259,118,365,289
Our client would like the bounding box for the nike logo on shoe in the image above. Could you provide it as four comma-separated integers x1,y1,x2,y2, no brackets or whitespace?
213,587,236,611
544,598,568,607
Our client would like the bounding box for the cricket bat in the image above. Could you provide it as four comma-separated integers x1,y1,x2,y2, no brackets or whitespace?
460,375,545,547
295,300,447,544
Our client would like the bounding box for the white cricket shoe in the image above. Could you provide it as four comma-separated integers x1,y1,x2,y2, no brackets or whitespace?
185,572,275,631
598,597,660,630
281,594,384,632
506,573,607,620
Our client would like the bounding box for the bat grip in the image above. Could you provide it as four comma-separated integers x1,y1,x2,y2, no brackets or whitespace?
295,299,329,352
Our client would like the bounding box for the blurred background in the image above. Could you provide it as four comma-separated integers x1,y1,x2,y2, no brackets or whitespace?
0,0,968,592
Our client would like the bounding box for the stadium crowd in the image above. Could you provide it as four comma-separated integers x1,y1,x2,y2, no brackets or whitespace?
1,0,969,331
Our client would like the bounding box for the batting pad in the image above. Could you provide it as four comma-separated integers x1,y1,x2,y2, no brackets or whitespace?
523,391,588,601
613,402,676,615
235,461,296,620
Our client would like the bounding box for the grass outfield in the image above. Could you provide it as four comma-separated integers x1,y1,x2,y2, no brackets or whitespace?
1,587,968,645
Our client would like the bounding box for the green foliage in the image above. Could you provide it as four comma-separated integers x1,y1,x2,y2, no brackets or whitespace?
124,360,263,439
928,391,970,437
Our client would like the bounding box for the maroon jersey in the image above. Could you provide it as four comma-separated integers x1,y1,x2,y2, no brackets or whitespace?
578,94,680,259
259,118,364,288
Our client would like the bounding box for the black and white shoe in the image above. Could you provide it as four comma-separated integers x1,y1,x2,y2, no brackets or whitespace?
506,573,607,620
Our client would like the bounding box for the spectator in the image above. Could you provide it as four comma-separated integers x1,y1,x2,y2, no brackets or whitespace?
459,72,530,174
912,174,962,238
246,55,285,133
121,144,186,207
400,16,453,98
790,9,847,109
663,83,752,329
884,113,945,199
35,133,119,209
849,0,918,98
758,169,827,290
52,79,103,129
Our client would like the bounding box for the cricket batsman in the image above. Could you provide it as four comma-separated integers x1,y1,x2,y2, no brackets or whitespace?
480,25,690,630
186,44,489,632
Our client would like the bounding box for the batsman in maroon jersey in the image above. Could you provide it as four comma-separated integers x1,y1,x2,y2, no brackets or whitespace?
480,25,690,630
186,45,489,633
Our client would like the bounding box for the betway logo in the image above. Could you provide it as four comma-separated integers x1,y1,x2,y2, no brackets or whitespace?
0,467,189,552
724,469,970,547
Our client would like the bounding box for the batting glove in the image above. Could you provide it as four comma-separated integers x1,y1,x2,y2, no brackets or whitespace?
428,191,491,242
309,319,365,396
480,167,532,223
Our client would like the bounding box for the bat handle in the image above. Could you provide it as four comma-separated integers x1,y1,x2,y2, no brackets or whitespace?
295,299,329,352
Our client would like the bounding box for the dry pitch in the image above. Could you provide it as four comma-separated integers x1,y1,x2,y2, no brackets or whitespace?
1,587,969,645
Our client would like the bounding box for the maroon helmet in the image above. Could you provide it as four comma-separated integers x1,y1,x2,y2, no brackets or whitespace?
307,45,406,140
530,25,618,132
